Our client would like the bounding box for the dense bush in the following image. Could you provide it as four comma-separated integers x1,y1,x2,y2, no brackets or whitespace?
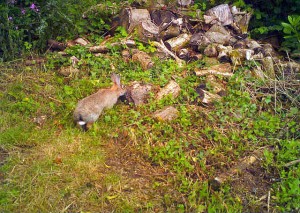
0,0,117,61
1,0,300,61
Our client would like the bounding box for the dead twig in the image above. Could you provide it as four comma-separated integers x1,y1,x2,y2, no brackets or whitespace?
284,159,300,167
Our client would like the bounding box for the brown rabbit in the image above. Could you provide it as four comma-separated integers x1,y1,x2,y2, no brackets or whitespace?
73,73,126,131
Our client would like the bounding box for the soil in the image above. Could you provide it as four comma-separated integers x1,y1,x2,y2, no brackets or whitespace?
0,147,9,182
230,160,275,213
95,132,183,212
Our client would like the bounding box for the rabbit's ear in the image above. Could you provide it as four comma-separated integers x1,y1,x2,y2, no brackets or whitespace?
111,73,121,86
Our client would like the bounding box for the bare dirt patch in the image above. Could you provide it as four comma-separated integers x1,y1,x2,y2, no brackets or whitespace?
230,159,275,213
96,132,182,212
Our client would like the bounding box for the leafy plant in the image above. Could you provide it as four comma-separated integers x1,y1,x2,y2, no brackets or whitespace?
281,15,300,54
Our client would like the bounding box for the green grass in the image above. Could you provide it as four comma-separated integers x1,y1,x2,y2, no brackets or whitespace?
0,47,299,212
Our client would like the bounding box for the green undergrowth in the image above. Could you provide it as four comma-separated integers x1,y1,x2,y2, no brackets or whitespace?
0,46,299,212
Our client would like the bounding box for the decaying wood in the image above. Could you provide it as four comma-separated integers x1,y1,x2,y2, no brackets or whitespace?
196,88,221,104
153,106,179,121
205,24,233,45
232,11,252,34
230,49,254,65
217,45,232,63
152,40,185,66
150,9,177,28
132,50,154,70
74,38,89,46
165,33,192,51
160,24,181,40
205,4,233,26
156,80,181,100
125,82,152,106
137,19,160,41
211,149,265,188
189,32,211,50
195,63,233,77
119,7,151,33
89,40,136,53
204,44,218,57
177,0,193,7
48,39,66,51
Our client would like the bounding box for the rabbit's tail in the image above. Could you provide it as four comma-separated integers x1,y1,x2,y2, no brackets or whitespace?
78,115,88,131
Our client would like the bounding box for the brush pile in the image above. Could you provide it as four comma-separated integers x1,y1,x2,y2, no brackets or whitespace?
46,1,300,114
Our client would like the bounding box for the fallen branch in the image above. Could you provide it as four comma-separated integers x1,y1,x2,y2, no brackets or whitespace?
195,69,233,77
89,40,136,53
195,63,233,77
284,159,300,167
152,40,185,67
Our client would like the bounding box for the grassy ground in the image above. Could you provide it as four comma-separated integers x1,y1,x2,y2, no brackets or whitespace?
0,48,299,212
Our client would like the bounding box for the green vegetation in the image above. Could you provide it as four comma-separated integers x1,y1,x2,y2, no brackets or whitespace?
1,42,299,211
0,0,299,212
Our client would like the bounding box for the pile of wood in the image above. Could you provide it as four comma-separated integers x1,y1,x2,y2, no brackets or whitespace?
46,2,300,119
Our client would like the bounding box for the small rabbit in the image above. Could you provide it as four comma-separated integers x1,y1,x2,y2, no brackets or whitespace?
73,73,126,131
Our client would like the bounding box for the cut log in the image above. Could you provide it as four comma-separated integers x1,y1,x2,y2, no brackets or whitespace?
190,32,211,50
232,12,252,34
195,88,221,104
150,9,177,27
119,7,151,33
125,82,152,106
245,39,262,52
205,4,233,26
137,19,160,41
217,45,232,63
156,80,181,100
160,24,180,40
205,24,233,45
177,0,193,7
195,63,233,77
74,38,89,46
132,50,154,70
165,33,192,52
153,106,179,121
89,40,136,53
